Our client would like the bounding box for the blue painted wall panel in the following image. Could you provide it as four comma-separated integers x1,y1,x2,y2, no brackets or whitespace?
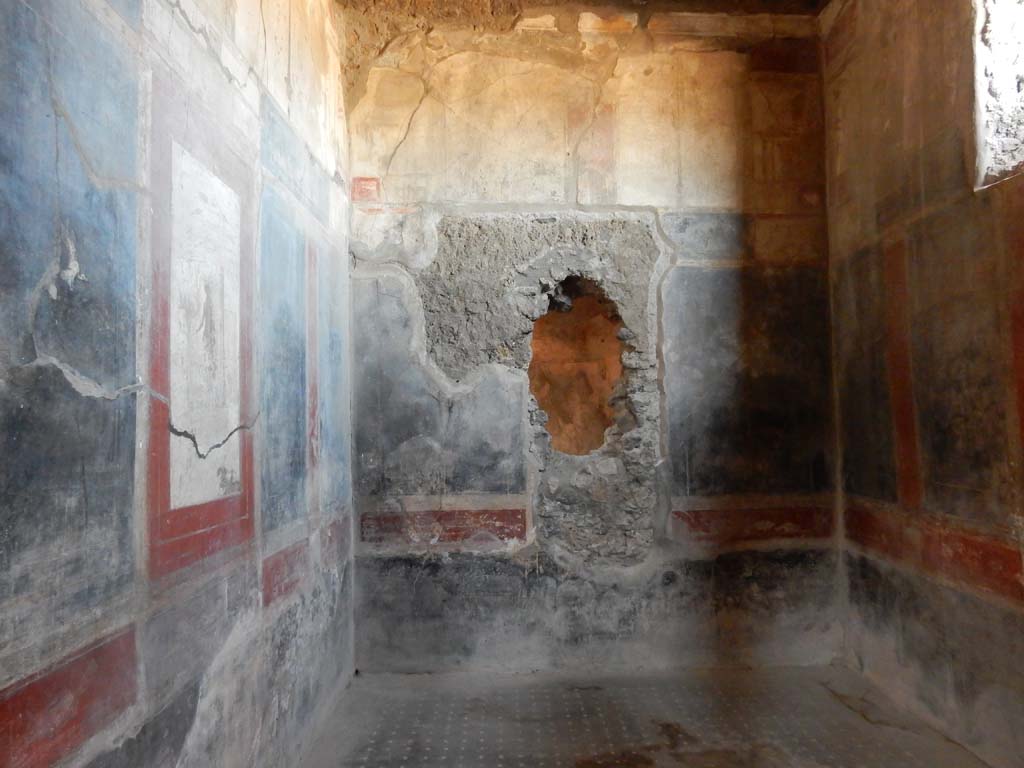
317,240,351,515
259,188,308,534
260,95,330,225
0,0,137,662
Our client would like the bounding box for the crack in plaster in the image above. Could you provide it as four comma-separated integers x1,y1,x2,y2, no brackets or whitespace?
820,681,921,735
18,355,151,401
373,50,472,185
165,0,218,50
383,85,428,182
164,0,262,105
570,56,618,205
7,231,152,403
171,607,261,768
365,43,615,205
821,679,987,755
168,411,260,460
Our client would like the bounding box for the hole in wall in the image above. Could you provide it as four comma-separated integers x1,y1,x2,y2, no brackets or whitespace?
528,276,625,456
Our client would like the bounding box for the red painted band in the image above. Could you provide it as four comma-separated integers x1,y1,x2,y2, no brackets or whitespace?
671,506,833,548
262,540,310,607
846,502,1024,604
882,239,924,510
361,509,529,545
0,628,137,768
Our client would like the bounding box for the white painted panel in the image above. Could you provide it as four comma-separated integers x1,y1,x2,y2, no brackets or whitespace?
169,142,242,509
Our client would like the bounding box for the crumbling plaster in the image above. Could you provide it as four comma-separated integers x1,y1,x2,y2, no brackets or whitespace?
346,1,828,540
352,209,670,569
427,213,667,565
973,0,1024,187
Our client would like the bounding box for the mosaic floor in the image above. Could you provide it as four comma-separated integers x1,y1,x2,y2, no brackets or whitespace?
302,666,989,768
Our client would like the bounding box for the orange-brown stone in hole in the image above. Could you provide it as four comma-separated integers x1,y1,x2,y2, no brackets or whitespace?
529,292,624,456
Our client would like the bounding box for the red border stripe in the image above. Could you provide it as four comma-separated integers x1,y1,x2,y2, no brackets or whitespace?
882,239,924,510
0,628,137,768
361,509,528,545
262,540,310,607
158,494,244,540
845,502,905,562
146,165,255,581
150,514,254,578
671,506,833,549
846,502,1024,604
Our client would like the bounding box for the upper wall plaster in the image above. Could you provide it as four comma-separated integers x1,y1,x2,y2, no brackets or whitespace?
346,9,822,264
339,0,827,109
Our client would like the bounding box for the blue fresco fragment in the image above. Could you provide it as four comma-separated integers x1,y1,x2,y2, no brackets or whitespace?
259,187,308,534
0,0,137,662
317,239,352,515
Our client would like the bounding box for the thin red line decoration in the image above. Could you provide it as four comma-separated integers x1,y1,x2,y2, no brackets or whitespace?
1006,183,1024,458
1012,289,1024,454
882,239,924,510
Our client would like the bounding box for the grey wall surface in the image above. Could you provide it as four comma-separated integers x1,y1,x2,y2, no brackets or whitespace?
357,548,838,673
1,0,139,675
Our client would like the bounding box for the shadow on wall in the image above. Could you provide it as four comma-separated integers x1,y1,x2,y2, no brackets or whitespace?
663,36,831,501
664,263,831,497
659,33,834,676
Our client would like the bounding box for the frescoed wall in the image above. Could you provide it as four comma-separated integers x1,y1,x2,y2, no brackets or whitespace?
0,0,354,764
